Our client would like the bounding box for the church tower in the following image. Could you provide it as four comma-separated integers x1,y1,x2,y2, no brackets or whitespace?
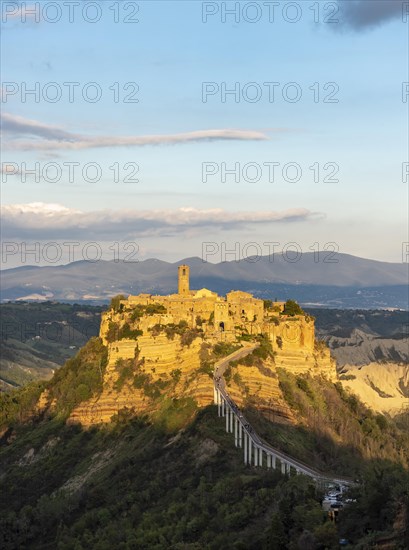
178,265,190,295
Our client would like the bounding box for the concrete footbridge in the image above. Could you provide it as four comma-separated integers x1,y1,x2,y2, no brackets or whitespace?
213,344,355,489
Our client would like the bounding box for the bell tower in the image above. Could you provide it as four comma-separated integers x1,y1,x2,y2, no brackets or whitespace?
178,264,190,295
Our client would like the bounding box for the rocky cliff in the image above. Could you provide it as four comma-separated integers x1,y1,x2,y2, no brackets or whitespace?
69,333,213,426
339,363,409,415
67,305,336,426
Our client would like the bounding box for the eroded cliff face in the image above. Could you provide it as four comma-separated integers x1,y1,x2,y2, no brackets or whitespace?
224,346,336,424
340,363,409,415
224,356,295,422
322,329,409,367
64,303,337,427
69,333,213,426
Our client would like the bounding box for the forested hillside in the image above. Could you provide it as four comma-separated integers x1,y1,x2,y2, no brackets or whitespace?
0,345,408,549
0,302,104,390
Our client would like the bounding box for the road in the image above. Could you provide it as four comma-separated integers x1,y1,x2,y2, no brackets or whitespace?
214,343,355,488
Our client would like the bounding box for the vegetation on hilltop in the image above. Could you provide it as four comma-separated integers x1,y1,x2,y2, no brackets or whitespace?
282,299,305,317
109,294,126,312
106,321,143,343
130,303,167,321
149,320,204,347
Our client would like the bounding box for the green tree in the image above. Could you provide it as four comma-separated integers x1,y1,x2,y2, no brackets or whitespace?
283,300,304,316
109,295,126,313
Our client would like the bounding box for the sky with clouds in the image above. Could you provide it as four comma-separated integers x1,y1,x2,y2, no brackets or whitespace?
1,0,408,267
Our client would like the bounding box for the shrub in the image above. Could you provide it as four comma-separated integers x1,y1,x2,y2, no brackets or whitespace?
109,295,126,313
118,323,143,340
106,321,119,343
213,342,240,357
282,299,304,317
47,337,108,415
170,369,182,384
180,329,202,347
114,359,135,391
130,303,167,322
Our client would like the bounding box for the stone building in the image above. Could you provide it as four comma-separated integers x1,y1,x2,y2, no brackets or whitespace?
122,264,265,334
100,265,319,357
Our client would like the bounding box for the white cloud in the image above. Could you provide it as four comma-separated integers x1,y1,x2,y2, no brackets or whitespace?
1,202,324,239
2,112,273,151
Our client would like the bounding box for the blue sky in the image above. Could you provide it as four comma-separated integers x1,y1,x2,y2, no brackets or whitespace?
1,0,408,266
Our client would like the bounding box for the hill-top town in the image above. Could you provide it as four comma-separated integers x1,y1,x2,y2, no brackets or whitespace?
58,265,336,425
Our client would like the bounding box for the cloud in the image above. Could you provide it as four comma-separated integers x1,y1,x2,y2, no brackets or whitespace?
2,112,272,151
1,203,324,240
2,112,75,141
336,0,404,30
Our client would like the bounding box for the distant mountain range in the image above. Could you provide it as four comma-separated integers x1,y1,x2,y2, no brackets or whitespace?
1,253,408,309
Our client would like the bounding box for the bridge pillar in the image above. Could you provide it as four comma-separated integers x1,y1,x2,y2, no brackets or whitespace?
230,407,234,433
234,415,238,447
244,432,248,464
281,461,286,475
248,438,252,465
267,454,271,468
286,463,291,475
221,399,225,417
225,406,229,432
217,391,221,417
259,447,263,467
254,445,258,467
272,455,276,469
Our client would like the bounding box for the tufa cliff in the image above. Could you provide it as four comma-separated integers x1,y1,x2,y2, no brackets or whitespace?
55,265,338,426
